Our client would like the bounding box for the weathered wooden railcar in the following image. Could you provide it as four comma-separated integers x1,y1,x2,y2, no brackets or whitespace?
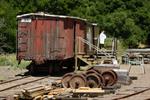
17,12,95,74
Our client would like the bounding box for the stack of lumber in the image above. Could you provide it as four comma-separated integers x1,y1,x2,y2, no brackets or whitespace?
73,87,105,97
14,86,108,100
18,85,52,99
14,78,116,100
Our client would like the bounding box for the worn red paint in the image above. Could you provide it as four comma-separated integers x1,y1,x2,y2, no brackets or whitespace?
17,13,87,63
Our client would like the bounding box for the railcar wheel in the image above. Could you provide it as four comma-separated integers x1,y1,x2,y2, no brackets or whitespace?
102,70,117,86
97,74,105,88
86,69,99,75
86,73,101,88
111,70,118,83
69,74,86,89
93,68,101,74
61,73,74,88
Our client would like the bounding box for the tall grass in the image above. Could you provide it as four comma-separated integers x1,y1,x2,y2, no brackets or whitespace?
104,38,113,50
0,54,30,69
117,39,127,62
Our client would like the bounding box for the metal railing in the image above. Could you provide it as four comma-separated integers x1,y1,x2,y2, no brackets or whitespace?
77,37,113,58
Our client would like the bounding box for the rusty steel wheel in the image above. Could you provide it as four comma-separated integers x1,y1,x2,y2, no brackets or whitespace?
97,74,105,88
108,70,118,85
86,73,101,88
93,68,101,74
69,74,86,89
86,69,99,75
61,73,74,88
102,70,117,86
111,70,118,83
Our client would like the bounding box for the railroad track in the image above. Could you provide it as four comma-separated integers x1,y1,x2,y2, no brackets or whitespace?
0,76,54,92
113,87,150,100
0,76,30,85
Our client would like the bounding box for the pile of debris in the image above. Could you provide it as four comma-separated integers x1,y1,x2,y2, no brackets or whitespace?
14,84,114,100
14,65,131,100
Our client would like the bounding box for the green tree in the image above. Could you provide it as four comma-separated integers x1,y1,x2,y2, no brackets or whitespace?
1,0,150,53
0,0,17,53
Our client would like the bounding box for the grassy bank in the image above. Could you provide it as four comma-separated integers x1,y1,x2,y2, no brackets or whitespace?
0,54,30,69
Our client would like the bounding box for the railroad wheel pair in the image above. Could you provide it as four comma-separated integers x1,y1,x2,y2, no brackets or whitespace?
86,69,104,88
86,68,118,87
61,73,86,89
101,70,118,86
62,72,104,89
61,69,118,89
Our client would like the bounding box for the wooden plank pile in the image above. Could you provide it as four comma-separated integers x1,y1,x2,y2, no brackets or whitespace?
14,86,109,100
15,85,52,99
72,87,105,97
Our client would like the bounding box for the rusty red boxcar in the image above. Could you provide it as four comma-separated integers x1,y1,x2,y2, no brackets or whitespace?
17,12,94,74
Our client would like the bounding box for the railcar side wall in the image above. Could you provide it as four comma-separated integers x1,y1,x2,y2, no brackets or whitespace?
17,16,87,62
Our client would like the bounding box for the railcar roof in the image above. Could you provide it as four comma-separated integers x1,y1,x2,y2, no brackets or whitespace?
17,12,87,21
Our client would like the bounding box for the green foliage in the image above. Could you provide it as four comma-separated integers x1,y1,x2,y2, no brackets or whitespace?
0,0,150,53
0,0,17,53
95,0,150,48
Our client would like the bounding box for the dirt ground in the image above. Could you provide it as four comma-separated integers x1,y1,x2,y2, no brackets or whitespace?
0,66,59,99
100,64,150,100
0,64,150,100
0,66,27,81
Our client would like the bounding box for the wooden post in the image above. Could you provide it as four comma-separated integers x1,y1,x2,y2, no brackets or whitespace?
75,37,78,71
112,37,115,55
78,37,81,53
73,21,78,72
112,37,117,59
114,38,117,59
